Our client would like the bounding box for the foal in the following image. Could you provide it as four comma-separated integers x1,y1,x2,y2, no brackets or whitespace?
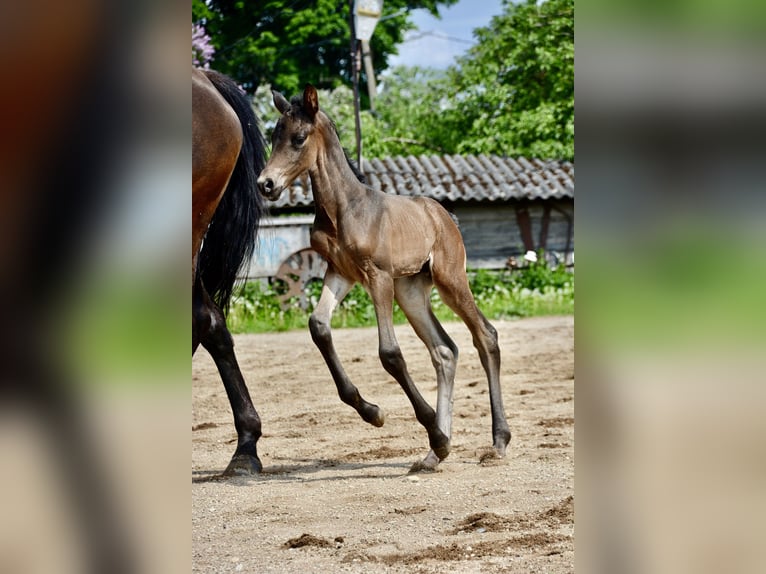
258,85,511,471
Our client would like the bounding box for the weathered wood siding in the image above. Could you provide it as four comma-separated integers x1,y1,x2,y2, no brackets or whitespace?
245,199,574,279
453,199,574,267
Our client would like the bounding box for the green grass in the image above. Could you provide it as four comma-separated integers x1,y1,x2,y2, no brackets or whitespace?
228,259,574,333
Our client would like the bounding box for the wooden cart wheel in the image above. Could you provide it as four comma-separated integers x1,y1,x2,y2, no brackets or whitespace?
273,248,327,310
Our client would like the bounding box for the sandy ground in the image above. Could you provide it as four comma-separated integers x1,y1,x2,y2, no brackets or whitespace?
192,315,574,573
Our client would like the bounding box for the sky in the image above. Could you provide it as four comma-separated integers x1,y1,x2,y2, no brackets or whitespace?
386,0,506,69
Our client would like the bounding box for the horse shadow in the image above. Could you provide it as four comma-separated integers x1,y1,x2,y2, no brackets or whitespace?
191,456,426,485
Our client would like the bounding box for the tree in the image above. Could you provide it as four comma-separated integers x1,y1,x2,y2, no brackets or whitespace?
249,0,574,162
361,66,450,157
441,0,574,160
253,67,449,160
193,0,457,95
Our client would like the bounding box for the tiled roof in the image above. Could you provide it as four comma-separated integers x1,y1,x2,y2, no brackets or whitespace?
265,154,574,209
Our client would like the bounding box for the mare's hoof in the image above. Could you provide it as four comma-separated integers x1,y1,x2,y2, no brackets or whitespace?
223,454,262,476
409,451,440,473
361,403,385,427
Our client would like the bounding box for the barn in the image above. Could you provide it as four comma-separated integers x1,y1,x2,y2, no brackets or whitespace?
244,154,574,284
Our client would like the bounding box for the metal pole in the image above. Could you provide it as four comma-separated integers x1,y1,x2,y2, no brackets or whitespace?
349,1,363,169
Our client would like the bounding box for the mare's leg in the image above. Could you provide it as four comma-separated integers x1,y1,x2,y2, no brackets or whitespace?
432,267,511,456
195,283,262,475
192,276,205,354
395,273,459,471
366,270,450,463
309,268,384,427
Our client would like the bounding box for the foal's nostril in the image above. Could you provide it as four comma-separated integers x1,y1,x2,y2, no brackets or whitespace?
259,177,274,193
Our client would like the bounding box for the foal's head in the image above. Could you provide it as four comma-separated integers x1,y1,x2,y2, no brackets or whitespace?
257,84,323,201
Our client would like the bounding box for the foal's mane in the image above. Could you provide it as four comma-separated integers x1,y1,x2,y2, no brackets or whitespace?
289,94,366,184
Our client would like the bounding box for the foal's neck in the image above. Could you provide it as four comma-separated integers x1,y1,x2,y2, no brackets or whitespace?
308,117,365,220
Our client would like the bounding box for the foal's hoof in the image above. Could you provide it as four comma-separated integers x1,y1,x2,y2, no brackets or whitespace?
493,427,512,457
361,403,385,427
223,454,263,476
410,450,441,473
429,431,451,461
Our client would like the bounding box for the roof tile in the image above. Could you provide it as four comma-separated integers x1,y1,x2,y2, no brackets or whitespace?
265,154,574,208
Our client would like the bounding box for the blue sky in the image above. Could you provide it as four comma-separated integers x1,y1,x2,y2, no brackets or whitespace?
386,0,506,69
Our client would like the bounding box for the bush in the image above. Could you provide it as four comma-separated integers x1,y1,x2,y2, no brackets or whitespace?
228,257,573,333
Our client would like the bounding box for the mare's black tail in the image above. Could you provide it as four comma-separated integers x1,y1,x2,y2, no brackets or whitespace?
198,70,267,314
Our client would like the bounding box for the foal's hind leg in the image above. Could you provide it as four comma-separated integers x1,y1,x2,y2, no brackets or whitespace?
367,271,450,462
433,269,511,457
309,268,385,427
194,282,262,474
395,273,459,471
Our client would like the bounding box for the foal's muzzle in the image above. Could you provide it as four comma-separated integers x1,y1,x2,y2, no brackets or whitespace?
257,175,282,201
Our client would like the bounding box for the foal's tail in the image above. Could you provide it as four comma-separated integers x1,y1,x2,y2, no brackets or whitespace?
198,70,267,314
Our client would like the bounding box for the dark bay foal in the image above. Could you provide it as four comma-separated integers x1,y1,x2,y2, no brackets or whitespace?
257,85,511,471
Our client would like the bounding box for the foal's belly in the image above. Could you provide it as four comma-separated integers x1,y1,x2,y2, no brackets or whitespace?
313,235,431,286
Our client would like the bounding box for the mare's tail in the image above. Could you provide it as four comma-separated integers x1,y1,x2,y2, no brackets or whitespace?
198,70,267,314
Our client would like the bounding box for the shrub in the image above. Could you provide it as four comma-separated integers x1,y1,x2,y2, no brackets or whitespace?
228,258,573,333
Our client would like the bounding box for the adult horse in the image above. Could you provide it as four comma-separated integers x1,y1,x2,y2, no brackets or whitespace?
257,85,511,472
193,68,266,475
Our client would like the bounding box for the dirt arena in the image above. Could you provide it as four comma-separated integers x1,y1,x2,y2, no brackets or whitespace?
192,315,574,573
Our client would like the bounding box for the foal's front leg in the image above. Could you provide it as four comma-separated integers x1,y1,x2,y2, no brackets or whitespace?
309,268,385,427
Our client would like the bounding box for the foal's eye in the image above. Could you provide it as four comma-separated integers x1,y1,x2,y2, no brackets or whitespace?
292,134,306,147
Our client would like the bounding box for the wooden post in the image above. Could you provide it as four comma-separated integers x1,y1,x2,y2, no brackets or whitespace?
515,204,535,253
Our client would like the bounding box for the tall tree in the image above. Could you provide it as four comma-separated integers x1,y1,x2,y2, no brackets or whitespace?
193,0,457,94
252,67,449,160
247,1,574,161
442,0,574,160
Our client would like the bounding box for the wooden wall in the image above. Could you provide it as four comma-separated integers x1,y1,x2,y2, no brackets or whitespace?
249,198,575,279
452,199,574,268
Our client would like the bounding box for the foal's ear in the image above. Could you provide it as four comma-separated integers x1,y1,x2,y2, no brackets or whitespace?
272,90,291,115
303,84,319,120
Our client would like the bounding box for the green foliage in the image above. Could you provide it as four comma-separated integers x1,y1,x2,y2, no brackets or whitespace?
226,280,407,333
450,264,574,321
439,0,574,160
512,257,573,292
254,67,449,158
194,0,457,94
254,66,461,162
361,66,451,157
252,0,573,161
228,261,573,334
